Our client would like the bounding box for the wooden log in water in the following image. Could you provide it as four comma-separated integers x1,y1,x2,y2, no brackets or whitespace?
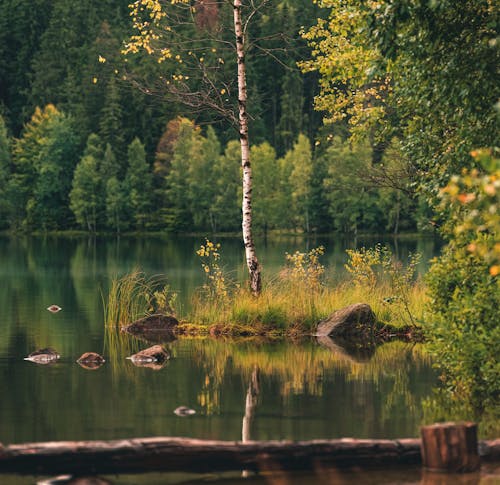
0,437,422,475
0,435,498,476
420,422,480,472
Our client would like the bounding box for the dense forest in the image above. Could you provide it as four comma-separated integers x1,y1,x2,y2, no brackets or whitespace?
0,0,498,435
0,0,424,234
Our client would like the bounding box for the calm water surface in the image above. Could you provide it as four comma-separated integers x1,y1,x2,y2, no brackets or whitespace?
0,235,445,483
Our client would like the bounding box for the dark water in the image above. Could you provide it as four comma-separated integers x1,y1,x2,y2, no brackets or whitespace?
0,235,446,483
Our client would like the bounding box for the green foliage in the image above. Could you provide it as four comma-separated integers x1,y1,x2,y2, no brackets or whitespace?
211,140,241,232
322,137,383,233
302,0,499,209
426,149,500,414
345,244,421,327
70,154,100,231
188,126,221,232
11,104,80,230
105,176,128,234
0,115,11,228
287,134,314,232
125,137,152,230
70,133,103,231
252,142,280,234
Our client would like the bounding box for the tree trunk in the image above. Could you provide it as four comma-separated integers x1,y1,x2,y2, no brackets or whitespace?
0,437,423,475
234,0,261,296
420,422,480,473
1,434,498,476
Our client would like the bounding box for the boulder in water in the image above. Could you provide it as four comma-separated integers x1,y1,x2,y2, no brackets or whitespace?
174,406,196,416
315,303,376,340
123,314,178,334
76,352,105,370
24,348,60,364
126,345,170,366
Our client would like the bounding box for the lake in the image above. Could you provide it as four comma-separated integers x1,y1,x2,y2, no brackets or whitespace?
0,234,444,483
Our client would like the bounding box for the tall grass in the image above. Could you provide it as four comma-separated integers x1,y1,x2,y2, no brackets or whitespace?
103,269,177,329
185,278,427,335
103,243,428,337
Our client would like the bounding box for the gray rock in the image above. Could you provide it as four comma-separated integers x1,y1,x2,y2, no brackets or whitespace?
315,303,376,339
126,345,170,366
76,352,105,370
24,348,60,364
174,406,196,416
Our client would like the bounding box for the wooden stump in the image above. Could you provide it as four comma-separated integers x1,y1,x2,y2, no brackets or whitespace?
420,422,480,473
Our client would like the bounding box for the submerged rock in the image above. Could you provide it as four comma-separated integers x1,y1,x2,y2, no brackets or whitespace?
126,345,170,368
316,303,376,340
174,406,196,416
76,352,105,370
24,348,60,364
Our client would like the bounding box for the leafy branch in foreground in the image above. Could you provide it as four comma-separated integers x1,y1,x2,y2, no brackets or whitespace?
425,148,499,417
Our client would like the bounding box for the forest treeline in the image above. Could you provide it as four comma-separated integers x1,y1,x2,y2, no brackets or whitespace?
0,0,421,234
0,108,417,233
0,0,496,238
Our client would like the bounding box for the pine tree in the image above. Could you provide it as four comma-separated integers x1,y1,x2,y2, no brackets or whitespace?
99,77,125,163
106,176,127,234
188,126,221,231
276,70,304,155
125,137,152,230
212,140,241,232
251,141,280,237
11,105,80,230
0,115,11,228
287,134,313,232
69,134,103,231
164,118,200,230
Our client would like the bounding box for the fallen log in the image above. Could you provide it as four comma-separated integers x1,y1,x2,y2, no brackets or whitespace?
0,436,498,476
0,437,421,475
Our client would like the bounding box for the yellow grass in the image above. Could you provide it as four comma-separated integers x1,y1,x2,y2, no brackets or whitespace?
185,278,428,336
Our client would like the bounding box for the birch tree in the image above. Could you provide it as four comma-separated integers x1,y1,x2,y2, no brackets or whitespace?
121,0,288,294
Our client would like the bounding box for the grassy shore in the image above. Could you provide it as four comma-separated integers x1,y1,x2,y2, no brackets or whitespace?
104,243,428,338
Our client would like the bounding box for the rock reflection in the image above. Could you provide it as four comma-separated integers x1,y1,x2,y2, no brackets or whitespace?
76,352,105,370
126,345,170,371
316,336,375,363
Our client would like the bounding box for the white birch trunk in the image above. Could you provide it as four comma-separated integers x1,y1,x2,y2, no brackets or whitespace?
234,0,262,295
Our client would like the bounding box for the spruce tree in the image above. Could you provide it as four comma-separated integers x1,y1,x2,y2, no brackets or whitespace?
125,137,152,230
99,77,125,164
0,115,11,228
69,134,103,231
11,105,79,230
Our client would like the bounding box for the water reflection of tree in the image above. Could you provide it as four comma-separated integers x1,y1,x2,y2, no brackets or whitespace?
242,366,259,478
242,366,260,443
188,339,434,440
191,339,431,397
